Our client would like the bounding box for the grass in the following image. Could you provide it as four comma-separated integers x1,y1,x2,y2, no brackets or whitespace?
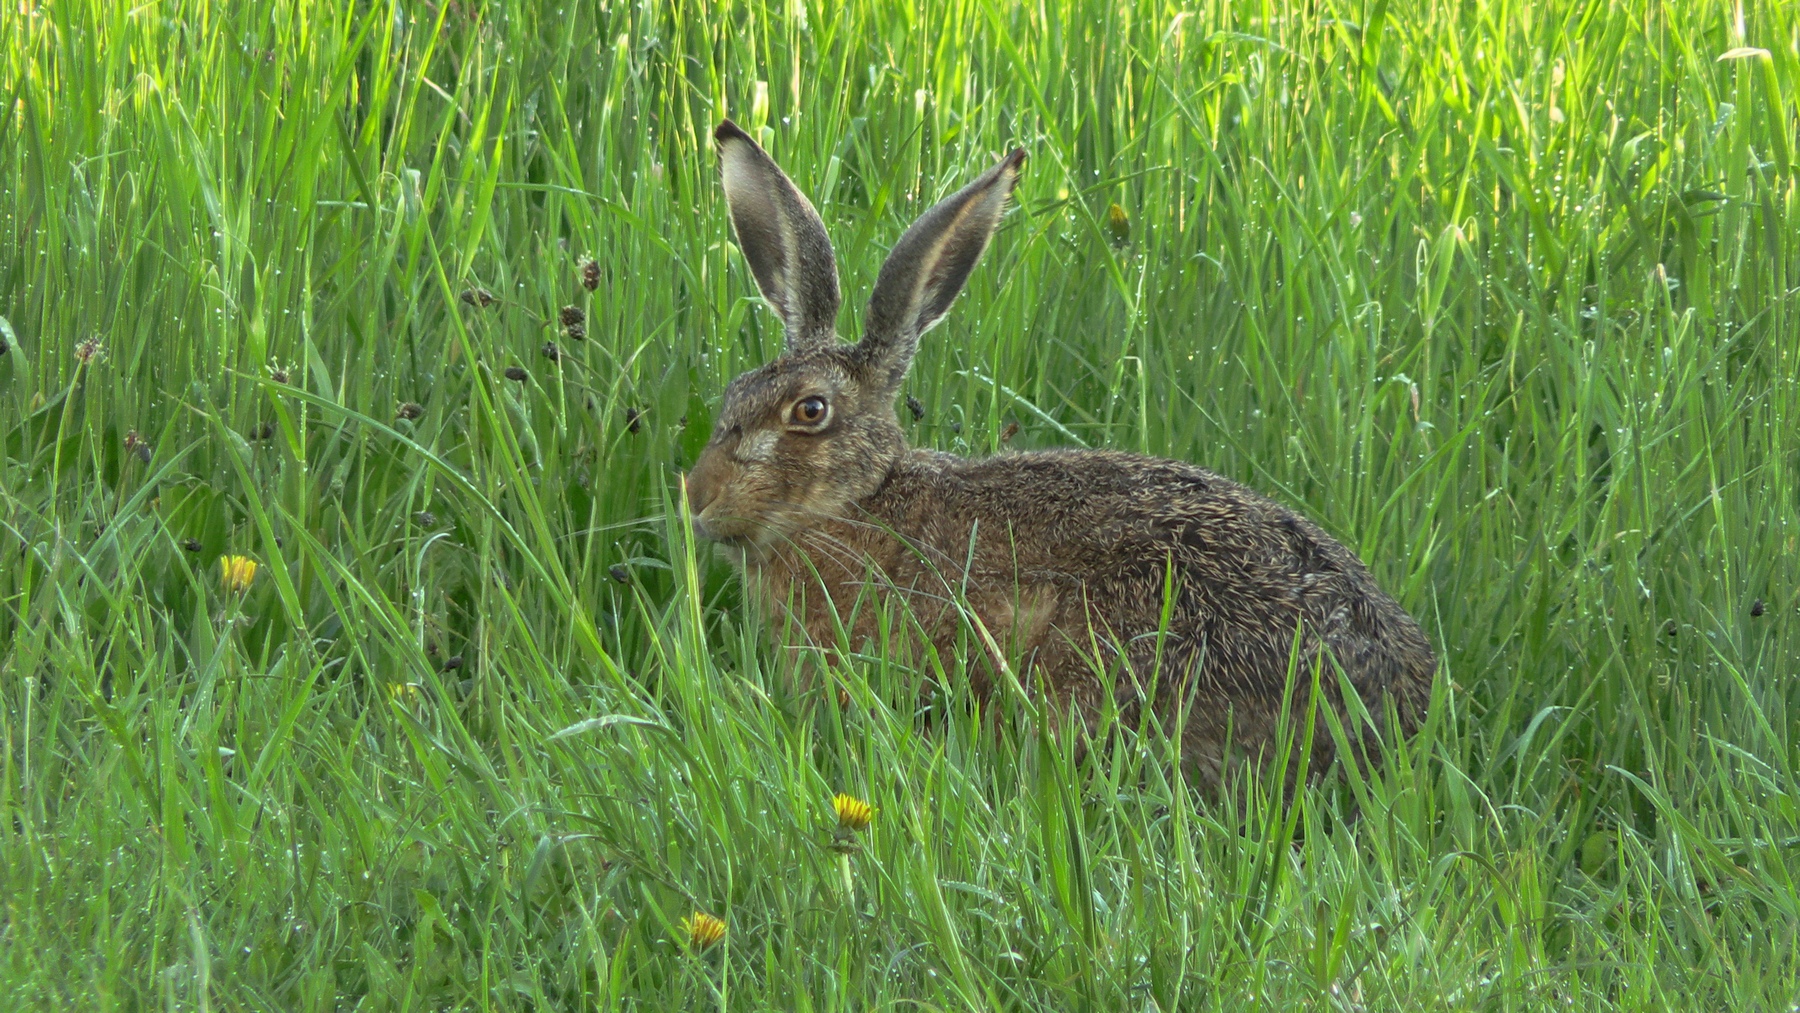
2,0,1798,1008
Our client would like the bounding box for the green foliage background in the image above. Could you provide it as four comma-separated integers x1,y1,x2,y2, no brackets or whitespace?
2,0,1798,1008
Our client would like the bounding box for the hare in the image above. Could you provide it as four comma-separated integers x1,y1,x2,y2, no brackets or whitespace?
687,120,1436,789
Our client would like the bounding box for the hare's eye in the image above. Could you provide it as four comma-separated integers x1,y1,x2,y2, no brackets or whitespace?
790,396,829,427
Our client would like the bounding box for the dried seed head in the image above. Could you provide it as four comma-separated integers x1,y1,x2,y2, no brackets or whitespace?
251,421,275,441
541,341,561,362
397,402,424,421
74,337,106,365
270,366,290,384
1750,598,1766,618
412,511,437,528
609,564,629,583
578,257,601,291
905,394,925,421
564,321,586,341
460,287,496,308
1000,421,1019,444
181,538,203,553
123,430,151,463
442,655,464,671
504,366,528,382
624,406,643,434
560,305,585,328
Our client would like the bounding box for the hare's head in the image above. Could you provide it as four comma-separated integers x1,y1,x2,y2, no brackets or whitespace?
687,120,1024,554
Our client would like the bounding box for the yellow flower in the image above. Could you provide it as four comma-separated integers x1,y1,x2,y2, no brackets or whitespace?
220,555,258,593
680,911,726,950
832,793,874,833
1105,202,1131,245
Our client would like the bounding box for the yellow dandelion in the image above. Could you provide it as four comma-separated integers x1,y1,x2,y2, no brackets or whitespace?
832,793,874,833
219,555,258,593
680,911,726,950
1105,202,1131,245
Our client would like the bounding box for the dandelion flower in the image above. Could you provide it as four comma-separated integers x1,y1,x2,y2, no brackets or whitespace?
1105,202,1131,245
832,793,874,833
220,555,258,593
680,911,726,950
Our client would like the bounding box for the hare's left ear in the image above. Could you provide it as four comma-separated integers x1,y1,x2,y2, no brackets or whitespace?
715,120,841,354
858,149,1026,393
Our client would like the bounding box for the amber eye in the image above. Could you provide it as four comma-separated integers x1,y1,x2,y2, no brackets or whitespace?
790,395,829,427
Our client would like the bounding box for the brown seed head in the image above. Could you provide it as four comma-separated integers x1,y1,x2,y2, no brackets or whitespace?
460,288,496,308
541,341,561,362
560,305,585,328
625,406,643,434
609,564,630,583
905,394,925,421
397,402,424,421
579,257,601,291
504,366,528,382
181,538,203,553
74,337,106,365
1750,598,1766,618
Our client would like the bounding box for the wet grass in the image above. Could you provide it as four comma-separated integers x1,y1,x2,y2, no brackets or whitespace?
2,0,1798,1008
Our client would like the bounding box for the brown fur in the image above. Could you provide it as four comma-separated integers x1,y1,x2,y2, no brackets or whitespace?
687,121,1435,790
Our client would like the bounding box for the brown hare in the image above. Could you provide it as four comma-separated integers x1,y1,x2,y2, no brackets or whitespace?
687,120,1436,789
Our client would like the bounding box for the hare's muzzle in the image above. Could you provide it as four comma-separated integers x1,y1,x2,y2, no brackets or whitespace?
683,445,740,544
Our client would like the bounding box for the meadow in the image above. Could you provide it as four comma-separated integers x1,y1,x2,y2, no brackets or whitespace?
3,0,1799,1008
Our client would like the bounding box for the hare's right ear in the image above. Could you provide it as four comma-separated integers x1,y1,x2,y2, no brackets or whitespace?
857,148,1025,393
715,120,841,354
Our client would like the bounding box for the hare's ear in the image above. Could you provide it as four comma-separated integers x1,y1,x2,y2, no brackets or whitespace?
715,120,841,354
857,148,1026,392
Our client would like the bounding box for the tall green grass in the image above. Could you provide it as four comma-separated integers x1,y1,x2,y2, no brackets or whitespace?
3,0,1798,1007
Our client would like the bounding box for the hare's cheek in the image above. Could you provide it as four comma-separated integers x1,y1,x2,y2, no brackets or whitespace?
733,430,780,464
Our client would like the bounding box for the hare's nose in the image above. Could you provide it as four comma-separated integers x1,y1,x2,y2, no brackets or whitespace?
684,448,727,521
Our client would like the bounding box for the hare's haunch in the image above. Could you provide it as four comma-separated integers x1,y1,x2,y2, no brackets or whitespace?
687,120,1435,788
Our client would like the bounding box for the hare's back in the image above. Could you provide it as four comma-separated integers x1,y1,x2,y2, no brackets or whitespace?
922,448,1361,579
899,447,1433,705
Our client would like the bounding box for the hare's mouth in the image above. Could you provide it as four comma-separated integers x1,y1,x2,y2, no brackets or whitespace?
693,511,768,548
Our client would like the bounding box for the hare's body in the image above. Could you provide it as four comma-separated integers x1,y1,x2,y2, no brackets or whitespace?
734,448,1433,787
689,120,1435,787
